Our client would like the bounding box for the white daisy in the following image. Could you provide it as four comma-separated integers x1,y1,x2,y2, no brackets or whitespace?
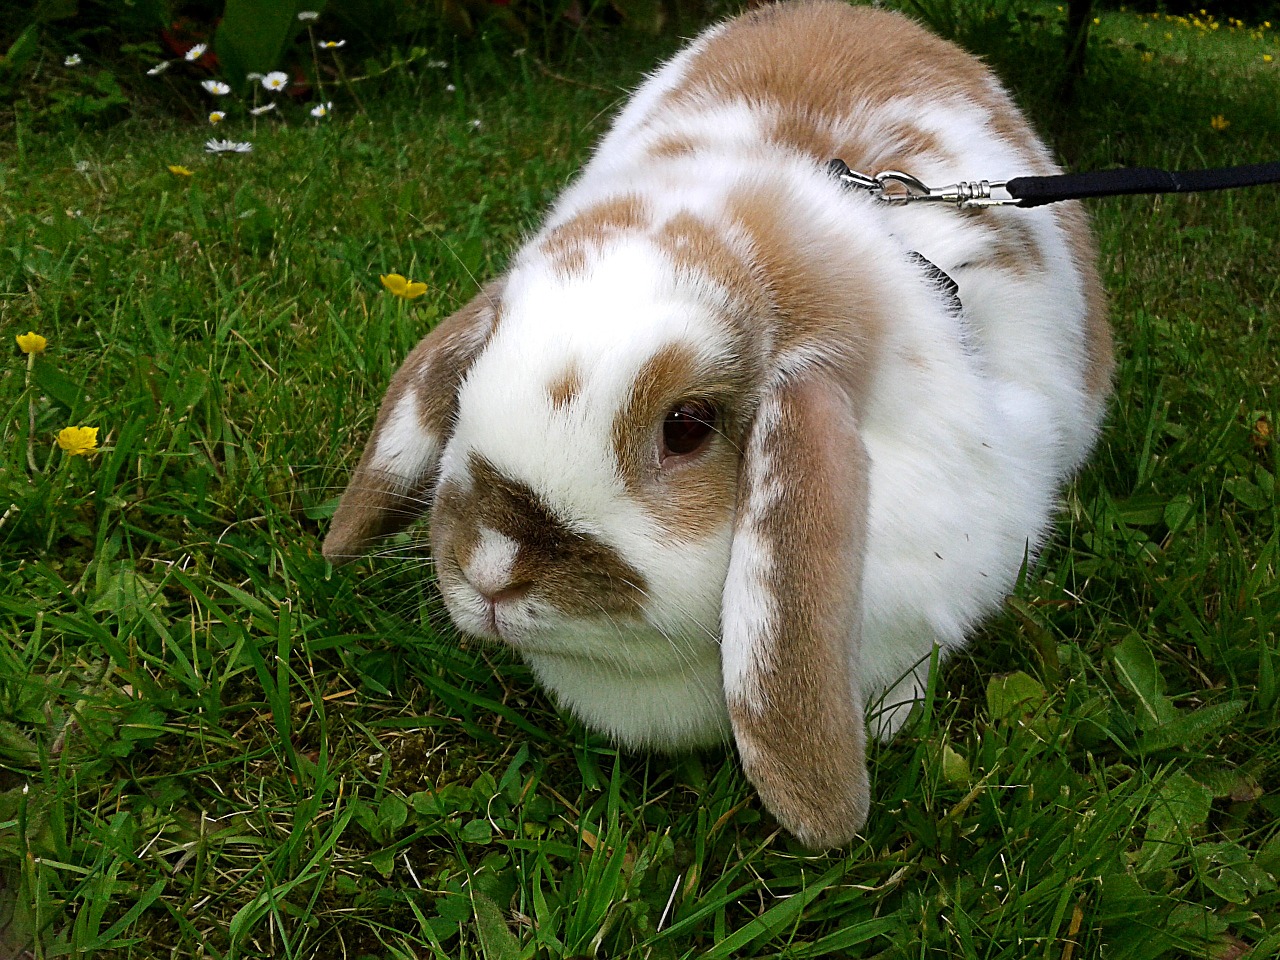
297,10,319,21
310,102,333,117
205,138,252,154
202,79,231,95
445,83,456,92
246,72,264,81
319,39,346,48
469,118,482,129
147,61,171,75
64,54,82,67
249,102,277,116
209,111,226,124
262,71,288,92
185,43,207,61
427,60,448,68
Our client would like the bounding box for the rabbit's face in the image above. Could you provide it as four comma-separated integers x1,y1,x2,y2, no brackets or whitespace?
426,236,763,739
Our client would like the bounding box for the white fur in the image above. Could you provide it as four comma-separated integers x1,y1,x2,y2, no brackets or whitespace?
371,388,439,482
464,527,519,597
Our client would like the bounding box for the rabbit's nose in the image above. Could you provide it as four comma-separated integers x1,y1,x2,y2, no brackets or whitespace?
473,579,531,606
459,525,529,604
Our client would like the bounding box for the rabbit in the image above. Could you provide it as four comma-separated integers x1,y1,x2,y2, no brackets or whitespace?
322,0,1112,849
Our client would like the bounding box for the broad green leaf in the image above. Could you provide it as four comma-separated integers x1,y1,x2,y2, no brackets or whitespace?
1138,772,1213,873
370,847,395,877
985,671,1046,721
940,743,971,785
472,889,522,960
1194,841,1277,904
1110,633,1178,730
32,360,83,411
1139,700,1247,753
461,818,493,844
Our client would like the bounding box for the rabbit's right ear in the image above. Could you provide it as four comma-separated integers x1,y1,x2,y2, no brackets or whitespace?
722,368,872,849
322,282,502,564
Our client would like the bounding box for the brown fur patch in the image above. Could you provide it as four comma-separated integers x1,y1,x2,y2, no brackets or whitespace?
725,182,886,406
323,281,503,562
547,365,584,411
539,194,651,279
655,212,770,315
432,456,649,619
649,134,699,159
960,214,1048,277
664,2,1020,175
726,371,871,849
1057,203,1114,402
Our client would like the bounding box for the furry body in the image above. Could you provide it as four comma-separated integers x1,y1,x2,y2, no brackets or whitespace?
325,1,1111,847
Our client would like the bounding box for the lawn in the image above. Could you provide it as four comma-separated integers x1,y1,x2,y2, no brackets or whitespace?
1,2,1278,957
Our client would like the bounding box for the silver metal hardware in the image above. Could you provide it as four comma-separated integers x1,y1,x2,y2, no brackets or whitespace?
831,163,1018,208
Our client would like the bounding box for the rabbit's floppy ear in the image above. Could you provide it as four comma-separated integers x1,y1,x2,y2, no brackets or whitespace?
322,282,502,563
722,368,871,849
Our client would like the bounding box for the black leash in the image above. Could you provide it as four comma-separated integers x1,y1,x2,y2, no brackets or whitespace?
828,158,1280,208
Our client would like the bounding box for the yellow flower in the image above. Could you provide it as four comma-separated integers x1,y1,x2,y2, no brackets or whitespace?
1141,51,1154,62
16,331,47,354
57,426,99,456
1210,115,1230,131
380,273,428,299
1265,54,1274,63
168,165,194,177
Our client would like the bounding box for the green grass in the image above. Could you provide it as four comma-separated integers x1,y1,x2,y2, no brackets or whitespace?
2,4,1278,958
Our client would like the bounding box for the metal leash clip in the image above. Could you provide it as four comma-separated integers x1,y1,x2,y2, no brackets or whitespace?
828,159,1018,208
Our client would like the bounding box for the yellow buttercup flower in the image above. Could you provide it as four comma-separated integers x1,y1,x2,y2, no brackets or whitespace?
57,426,99,456
380,273,428,299
168,165,194,177
1210,115,1230,131
16,331,47,354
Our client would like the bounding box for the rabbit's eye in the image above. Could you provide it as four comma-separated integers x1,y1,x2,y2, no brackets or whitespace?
662,400,716,460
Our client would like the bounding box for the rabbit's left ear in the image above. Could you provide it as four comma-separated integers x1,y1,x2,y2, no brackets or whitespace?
323,282,502,563
722,369,871,850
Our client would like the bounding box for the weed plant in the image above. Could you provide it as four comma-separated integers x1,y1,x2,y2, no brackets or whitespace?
1,4,1278,958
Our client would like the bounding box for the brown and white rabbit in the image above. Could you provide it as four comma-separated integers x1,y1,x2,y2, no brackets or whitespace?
323,0,1112,849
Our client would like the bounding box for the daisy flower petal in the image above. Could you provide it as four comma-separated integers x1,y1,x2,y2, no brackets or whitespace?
205,138,253,154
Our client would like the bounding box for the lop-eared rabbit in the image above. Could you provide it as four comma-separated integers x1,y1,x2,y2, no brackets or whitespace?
324,0,1112,848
